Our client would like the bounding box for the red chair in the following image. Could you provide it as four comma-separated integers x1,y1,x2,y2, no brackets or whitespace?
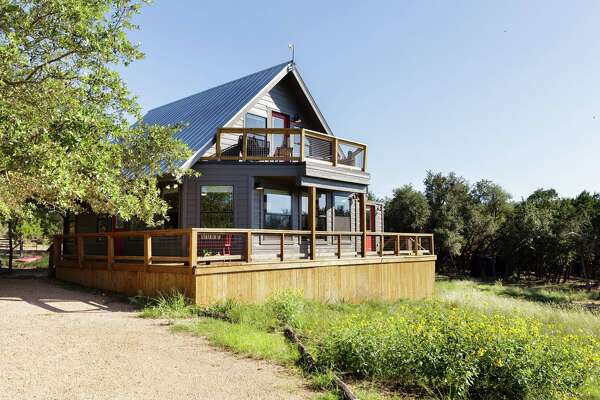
222,234,232,255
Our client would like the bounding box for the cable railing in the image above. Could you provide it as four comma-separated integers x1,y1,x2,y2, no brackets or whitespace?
53,229,434,269
201,128,368,172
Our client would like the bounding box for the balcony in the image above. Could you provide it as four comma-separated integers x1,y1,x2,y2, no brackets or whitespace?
200,128,368,172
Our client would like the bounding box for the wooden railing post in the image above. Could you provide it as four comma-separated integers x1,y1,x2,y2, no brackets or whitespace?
300,129,305,161
332,137,339,166
394,234,400,256
359,192,367,257
144,233,152,269
107,234,114,270
188,229,197,268
245,231,252,262
413,235,419,256
362,144,368,172
216,130,221,160
430,234,435,255
379,234,384,257
308,186,317,260
280,233,285,261
337,234,342,259
242,130,248,161
77,235,84,268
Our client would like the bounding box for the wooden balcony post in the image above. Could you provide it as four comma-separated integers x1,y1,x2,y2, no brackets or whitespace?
280,233,285,261
77,235,84,268
359,192,367,257
242,130,248,161
332,137,339,166
430,234,435,255
337,234,342,259
300,129,305,161
107,234,114,270
216,130,221,160
379,234,384,257
144,233,152,269
308,186,316,260
188,229,197,268
245,231,252,263
362,145,368,172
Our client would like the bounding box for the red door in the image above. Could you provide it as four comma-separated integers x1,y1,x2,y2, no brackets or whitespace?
365,205,376,252
271,112,291,158
111,216,126,256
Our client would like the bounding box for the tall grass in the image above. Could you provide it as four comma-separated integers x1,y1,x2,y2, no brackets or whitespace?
140,284,600,399
435,280,600,336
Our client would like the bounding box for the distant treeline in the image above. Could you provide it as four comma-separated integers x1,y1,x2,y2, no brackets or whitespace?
383,172,600,283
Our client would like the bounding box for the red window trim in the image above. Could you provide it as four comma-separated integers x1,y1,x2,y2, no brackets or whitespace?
271,111,290,128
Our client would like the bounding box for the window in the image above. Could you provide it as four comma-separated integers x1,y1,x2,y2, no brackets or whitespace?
334,193,351,231
200,186,234,228
317,191,328,231
300,191,329,231
245,113,267,128
264,189,292,229
301,193,308,230
160,182,180,229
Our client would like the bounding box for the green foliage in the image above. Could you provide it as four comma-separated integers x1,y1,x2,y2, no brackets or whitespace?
316,302,600,400
172,318,298,365
138,291,197,319
0,0,192,225
151,284,600,400
384,184,430,232
265,290,306,327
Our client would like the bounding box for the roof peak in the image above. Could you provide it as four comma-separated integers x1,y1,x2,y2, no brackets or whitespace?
147,61,291,114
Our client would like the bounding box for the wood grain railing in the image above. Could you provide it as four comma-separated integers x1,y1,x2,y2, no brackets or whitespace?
53,228,434,270
200,128,368,172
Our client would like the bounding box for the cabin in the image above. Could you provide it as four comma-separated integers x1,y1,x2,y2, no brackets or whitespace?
53,61,436,304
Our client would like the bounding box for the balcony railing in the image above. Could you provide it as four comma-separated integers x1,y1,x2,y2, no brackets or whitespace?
200,128,368,172
53,228,434,268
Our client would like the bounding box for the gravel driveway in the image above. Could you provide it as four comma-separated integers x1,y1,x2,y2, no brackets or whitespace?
0,278,314,400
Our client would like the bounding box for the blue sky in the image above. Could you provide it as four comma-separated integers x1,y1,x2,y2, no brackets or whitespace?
119,0,600,200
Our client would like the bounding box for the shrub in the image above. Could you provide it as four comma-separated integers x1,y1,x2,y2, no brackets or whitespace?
316,302,600,400
265,290,306,327
138,291,197,319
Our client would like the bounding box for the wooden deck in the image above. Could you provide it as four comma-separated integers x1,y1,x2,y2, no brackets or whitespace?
201,128,368,172
53,228,436,304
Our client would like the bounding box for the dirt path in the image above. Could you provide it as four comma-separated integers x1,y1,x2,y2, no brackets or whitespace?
0,278,314,400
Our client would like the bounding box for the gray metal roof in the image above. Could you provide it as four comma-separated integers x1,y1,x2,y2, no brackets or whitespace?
142,61,290,156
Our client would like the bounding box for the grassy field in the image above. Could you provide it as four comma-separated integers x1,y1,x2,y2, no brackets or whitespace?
140,281,600,400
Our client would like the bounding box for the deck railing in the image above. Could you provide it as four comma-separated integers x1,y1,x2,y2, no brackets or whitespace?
53,228,434,269
200,128,368,172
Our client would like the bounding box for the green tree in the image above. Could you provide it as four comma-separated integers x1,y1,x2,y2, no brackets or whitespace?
424,171,472,269
384,184,430,232
0,0,191,228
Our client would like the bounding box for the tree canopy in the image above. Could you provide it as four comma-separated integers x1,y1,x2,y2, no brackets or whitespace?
0,0,191,226
385,172,600,283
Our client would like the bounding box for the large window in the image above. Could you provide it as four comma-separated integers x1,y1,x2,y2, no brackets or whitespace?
245,113,267,128
300,191,328,231
200,186,233,228
334,193,351,232
160,182,180,229
264,189,292,229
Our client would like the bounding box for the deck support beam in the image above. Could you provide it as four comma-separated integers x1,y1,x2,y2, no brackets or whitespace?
359,192,367,257
308,186,316,260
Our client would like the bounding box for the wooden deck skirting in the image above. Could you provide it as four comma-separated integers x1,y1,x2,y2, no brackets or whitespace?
54,228,436,303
